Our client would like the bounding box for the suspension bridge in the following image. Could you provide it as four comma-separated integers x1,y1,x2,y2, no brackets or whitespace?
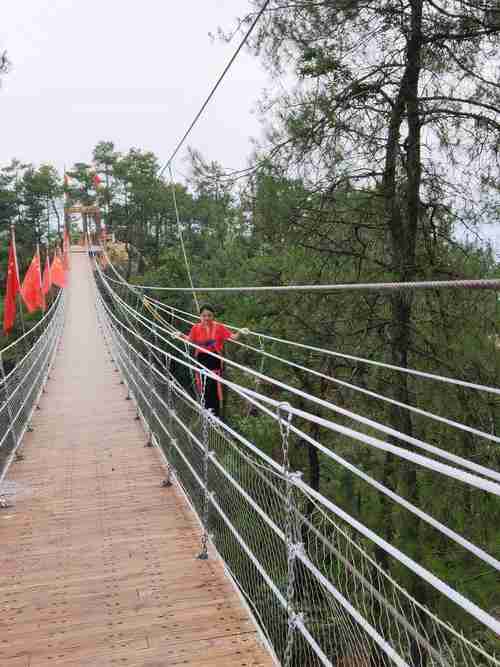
0,247,499,667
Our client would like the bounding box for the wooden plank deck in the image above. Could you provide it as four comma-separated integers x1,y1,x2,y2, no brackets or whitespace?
0,252,272,667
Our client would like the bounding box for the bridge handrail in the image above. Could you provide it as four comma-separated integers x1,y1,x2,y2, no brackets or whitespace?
1,290,63,362
143,294,500,447
93,270,500,667
96,268,500,494
0,292,65,490
100,252,500,396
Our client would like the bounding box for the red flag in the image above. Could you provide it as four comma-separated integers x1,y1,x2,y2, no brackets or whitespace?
63,228,70,270
3,231,21,334
93,173,102,188
42,252,52,295
51,250,66,289
21,248,45,313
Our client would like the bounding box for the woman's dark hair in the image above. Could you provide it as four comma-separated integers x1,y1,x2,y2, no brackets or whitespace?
199,303,215,315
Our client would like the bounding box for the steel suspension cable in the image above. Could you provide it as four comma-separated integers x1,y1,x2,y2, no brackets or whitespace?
98,270,500,488
101,270,500,398
141,294,500,446
168,165,200,313
158,0,272,175
95,268,500,494
108,276,500,294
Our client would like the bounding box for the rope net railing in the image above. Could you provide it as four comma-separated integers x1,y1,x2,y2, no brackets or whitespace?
0,291,65,499
96,256,500,538
97,264,500,495
138,293,500,399
101,264,500,398
92,260,500,667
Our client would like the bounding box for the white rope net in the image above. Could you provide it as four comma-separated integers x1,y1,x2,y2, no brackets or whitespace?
0,292,65,499
93,264,500,667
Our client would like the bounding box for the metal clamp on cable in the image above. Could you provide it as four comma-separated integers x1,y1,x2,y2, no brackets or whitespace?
289,541,305,560
287,611,304,632
277,402,293,440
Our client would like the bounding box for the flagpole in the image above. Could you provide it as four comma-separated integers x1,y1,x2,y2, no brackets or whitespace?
11,224,26,337
46,194,50,247
36,243,45,312
11,173,26,337
47,243,52,306
48,244,52,293
63,165,67,252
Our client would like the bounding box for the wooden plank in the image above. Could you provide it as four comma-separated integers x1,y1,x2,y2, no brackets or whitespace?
0,253,272,667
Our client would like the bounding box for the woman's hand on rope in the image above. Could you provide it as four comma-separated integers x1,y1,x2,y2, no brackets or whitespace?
171,330,184,339
231,327,250,341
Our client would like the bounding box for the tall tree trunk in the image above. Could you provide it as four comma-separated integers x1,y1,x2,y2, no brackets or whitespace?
386,3,428,663
394,0,422,553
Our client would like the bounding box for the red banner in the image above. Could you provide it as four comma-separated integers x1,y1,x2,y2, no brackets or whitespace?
3,233,21,334
51,250,66,289
42,253,52,295
21,249,45,313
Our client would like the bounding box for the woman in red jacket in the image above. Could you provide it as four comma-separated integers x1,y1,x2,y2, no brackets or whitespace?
175,303,248,417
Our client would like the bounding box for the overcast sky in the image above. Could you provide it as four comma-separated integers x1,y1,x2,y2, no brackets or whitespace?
1,1,498,254
0,0,269,175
